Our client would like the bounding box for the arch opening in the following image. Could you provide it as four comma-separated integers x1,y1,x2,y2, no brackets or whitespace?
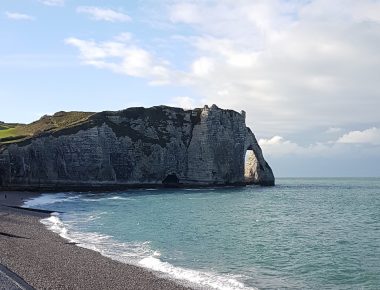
244,148,259,184
162,174,179,185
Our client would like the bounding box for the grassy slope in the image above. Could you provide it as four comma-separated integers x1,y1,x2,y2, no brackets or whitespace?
0,106,198,147
0,128,20,138
0,111,94,145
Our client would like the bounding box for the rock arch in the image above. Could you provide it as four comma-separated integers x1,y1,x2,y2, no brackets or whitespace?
244,145,259,184
243,129,275,186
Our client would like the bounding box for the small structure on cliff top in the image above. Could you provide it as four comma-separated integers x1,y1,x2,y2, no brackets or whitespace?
0,105,274,190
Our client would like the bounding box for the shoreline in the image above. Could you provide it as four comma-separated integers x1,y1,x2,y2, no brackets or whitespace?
0,181,254,193
0,191,193,290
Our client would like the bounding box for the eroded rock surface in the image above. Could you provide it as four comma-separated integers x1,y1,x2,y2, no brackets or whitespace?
0,105,274,190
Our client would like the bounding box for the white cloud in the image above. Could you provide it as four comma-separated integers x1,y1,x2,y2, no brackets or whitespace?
65,36,171,84
259,135,343,157
337,127,380,145
5,12,35,21
191,57,214,77
163,0,380,135
259,127,380,157
170,96,198,109
169,3,201,24
259,136,286,146
39,0,64,6
258,136,329,156
77,6,131,22
66,1,380,139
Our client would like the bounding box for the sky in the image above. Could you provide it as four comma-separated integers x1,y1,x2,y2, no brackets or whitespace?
1,0,379,177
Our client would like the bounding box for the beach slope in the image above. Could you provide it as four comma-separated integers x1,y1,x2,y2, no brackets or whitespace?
0,193,191,290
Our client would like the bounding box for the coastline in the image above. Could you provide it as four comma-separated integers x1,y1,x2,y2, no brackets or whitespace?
0,192,193,290
0,181,251,193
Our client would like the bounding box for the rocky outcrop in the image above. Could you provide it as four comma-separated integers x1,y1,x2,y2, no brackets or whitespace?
0,105,274,190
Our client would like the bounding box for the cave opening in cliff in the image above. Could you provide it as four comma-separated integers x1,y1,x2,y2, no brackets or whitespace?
162,174,179,185
244,148,258,184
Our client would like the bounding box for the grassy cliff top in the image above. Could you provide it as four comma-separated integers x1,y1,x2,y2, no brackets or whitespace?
0,105,241,147
0,107,191,146
0,111,94,144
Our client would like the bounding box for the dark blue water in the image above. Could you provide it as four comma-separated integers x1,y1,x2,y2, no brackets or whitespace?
25,178,380,289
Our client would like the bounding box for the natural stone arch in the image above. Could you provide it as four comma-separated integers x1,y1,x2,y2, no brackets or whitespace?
244,145,260,184
243,127,275,186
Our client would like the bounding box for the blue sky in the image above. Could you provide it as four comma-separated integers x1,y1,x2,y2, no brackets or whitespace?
1,0,380,177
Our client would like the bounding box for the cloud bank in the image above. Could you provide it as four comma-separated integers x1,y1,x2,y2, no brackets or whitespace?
167,0,380,135
337,127,380,145
67,0,380,137
259,127,380,157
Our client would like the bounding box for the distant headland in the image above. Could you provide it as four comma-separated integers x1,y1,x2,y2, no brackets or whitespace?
0,105,274,191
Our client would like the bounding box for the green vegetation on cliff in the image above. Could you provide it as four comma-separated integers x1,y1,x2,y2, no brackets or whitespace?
0,112,94,144
0,106,202,147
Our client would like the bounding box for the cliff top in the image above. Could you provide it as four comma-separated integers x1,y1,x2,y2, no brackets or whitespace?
0,105,244,147
0,111,94,145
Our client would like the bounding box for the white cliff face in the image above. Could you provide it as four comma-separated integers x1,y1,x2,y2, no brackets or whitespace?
0,105,274,190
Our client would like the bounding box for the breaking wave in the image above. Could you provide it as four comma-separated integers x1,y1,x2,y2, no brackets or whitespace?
41,214,255,290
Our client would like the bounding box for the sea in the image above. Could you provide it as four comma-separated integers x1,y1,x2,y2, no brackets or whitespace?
24,178,380,290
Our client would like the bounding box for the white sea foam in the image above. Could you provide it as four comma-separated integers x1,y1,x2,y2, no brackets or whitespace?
25,193,139,207
41,214,74,242
41,214,151,258
139,256,254,290
108,196,136,201
40,214,256,290
24,193,77,207
80,196,137,202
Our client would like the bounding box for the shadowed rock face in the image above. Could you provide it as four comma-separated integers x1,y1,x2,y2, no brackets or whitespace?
0,105,274,190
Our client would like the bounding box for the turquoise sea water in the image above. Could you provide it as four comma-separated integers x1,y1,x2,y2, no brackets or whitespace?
25,178,380,290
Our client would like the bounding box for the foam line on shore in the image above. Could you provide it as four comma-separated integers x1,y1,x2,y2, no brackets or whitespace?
41,213,255,290
24,193,79,207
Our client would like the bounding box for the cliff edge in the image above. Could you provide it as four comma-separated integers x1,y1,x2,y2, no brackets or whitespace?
0,105,274,190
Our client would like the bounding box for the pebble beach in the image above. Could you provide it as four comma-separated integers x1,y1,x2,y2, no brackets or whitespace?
0,192,191,290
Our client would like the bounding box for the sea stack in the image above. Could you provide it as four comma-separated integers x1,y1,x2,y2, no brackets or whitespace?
0,105,274,190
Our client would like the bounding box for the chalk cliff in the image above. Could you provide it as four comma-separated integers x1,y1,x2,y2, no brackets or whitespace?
0,105,274,190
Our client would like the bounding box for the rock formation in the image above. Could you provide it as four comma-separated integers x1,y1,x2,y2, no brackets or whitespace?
0,105,274,190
